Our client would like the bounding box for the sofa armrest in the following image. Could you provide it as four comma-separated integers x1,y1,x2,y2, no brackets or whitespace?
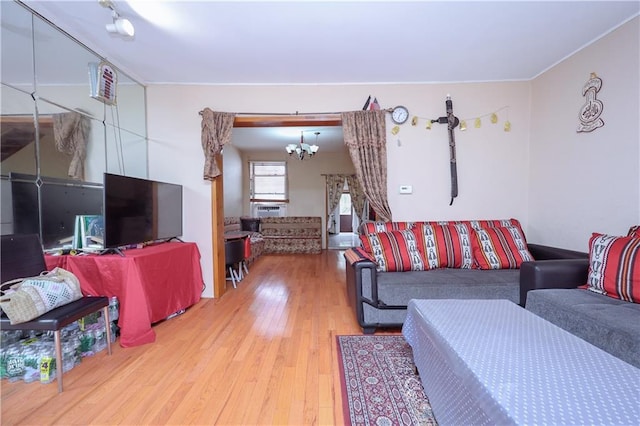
527,243,588,260
344,248,380,329
519,258,590,306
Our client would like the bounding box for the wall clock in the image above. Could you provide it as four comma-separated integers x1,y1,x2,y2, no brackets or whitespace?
391,105,409,125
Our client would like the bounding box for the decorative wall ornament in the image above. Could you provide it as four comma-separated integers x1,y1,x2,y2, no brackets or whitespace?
396,105,511,135
89,61,117,105
577,72,604,133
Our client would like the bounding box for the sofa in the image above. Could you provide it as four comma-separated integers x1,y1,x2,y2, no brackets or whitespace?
224,217,264,264
260,217,322,254
345,219,588,334
523,227,640,368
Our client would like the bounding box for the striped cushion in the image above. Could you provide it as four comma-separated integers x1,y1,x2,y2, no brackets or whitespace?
360,230,425,272
585,233,640,303
628,225,640,238
359,218,522,236
359,222,417,253
472,226,534,269
359,221,419,235
420,218,523,230
413,223,474,269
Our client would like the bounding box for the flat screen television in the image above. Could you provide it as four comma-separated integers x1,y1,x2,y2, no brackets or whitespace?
103,173,183,249
10,173,103,248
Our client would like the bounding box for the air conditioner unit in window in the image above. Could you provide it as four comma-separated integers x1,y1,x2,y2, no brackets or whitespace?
254,204,286,218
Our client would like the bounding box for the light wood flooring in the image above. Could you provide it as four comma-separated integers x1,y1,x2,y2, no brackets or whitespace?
1,250,397,425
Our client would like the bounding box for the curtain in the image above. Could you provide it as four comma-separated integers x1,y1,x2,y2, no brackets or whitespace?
326,174,346,226
53,111,91,180
345,174,366,224
200,108,236,180
341,109,393,221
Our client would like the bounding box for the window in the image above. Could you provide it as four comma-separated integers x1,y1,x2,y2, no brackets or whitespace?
249,161,288,202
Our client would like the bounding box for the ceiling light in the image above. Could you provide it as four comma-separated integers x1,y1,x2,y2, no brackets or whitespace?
286,131,320,160
106,13,135,37
101,0,135,38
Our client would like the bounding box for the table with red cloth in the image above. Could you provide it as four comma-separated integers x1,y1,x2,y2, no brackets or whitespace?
45,242,204,347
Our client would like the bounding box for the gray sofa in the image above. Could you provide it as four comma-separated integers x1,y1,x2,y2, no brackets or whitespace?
523,259,640,368
345,243,587,334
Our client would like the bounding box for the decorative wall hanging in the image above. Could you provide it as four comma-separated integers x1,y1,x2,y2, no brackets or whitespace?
431,95,460,206
577,72,604,133
89,61,117,105
399,105,511,134
362,96,380,110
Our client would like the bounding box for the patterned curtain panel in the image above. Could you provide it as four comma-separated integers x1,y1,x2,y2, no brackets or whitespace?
53,112,91,180
326,174,346,224
346,174,366,223
341,110,393,221
200,108,236,180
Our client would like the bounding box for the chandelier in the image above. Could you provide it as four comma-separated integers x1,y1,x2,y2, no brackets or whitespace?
285,131,320,160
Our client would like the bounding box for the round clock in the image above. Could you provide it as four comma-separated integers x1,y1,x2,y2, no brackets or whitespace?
391,105,409,125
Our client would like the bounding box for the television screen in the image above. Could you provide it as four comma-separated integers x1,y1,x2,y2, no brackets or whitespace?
10,173,103,248
103,173,183,249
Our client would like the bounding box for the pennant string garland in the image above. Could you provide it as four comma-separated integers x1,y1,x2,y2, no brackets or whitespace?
407,105,511,133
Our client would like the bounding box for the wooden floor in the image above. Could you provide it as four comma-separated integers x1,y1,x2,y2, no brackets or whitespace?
1,250,396,425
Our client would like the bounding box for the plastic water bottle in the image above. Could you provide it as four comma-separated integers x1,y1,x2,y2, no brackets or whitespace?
108,296,119,322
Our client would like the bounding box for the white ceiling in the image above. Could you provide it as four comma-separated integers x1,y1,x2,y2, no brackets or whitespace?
17,0,640,152
22,0,640,85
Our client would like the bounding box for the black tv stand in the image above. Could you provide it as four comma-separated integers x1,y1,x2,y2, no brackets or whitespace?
165,237,184,243
99,247,125,257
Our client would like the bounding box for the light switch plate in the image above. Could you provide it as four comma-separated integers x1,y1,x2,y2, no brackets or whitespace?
399,185,412,194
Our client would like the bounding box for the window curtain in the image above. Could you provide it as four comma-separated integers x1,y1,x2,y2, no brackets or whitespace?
326,174,347,225
52,111,90,180
341,109,393,221
345,174,366,224
200,108,236,180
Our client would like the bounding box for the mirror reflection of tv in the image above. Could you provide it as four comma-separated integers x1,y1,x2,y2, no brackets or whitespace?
103,173,183,249
10,173,103,249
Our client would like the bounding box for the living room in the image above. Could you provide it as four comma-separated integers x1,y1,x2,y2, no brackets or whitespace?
1,1,639,424
3,2,638,299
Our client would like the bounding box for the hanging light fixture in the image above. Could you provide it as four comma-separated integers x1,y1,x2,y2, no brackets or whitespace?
100,0,135,37
285,131,320,160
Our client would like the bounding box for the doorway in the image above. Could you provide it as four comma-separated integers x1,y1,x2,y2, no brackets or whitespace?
328,191,358,249
213,113,343,298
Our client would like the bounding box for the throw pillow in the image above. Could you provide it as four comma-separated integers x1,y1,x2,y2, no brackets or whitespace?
585,233,640,303
472,226,534,269
413,223,474,269
360,230,426,272
359,221,419,235
628,225,640,238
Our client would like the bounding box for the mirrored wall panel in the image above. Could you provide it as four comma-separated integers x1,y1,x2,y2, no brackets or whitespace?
0,0,147,248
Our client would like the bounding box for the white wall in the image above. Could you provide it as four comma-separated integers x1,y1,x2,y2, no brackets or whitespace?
147,17,639,297
378,82,531,222
529,17,640,250
221,144,244,217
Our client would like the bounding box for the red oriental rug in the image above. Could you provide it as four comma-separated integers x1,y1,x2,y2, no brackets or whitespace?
336,335,438,426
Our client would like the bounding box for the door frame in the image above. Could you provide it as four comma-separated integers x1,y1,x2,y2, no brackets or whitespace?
211,114,342,298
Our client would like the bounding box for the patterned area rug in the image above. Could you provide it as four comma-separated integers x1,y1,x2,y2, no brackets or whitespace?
337,334,438,425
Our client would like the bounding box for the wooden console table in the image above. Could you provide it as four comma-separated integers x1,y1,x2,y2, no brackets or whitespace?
46,242,204,347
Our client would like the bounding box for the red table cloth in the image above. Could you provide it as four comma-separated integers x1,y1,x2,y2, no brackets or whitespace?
46,242,204,347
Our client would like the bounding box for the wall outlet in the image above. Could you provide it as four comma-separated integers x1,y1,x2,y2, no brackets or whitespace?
399,185,413,194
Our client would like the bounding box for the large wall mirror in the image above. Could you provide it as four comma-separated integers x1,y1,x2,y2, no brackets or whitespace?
0,1,147,248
